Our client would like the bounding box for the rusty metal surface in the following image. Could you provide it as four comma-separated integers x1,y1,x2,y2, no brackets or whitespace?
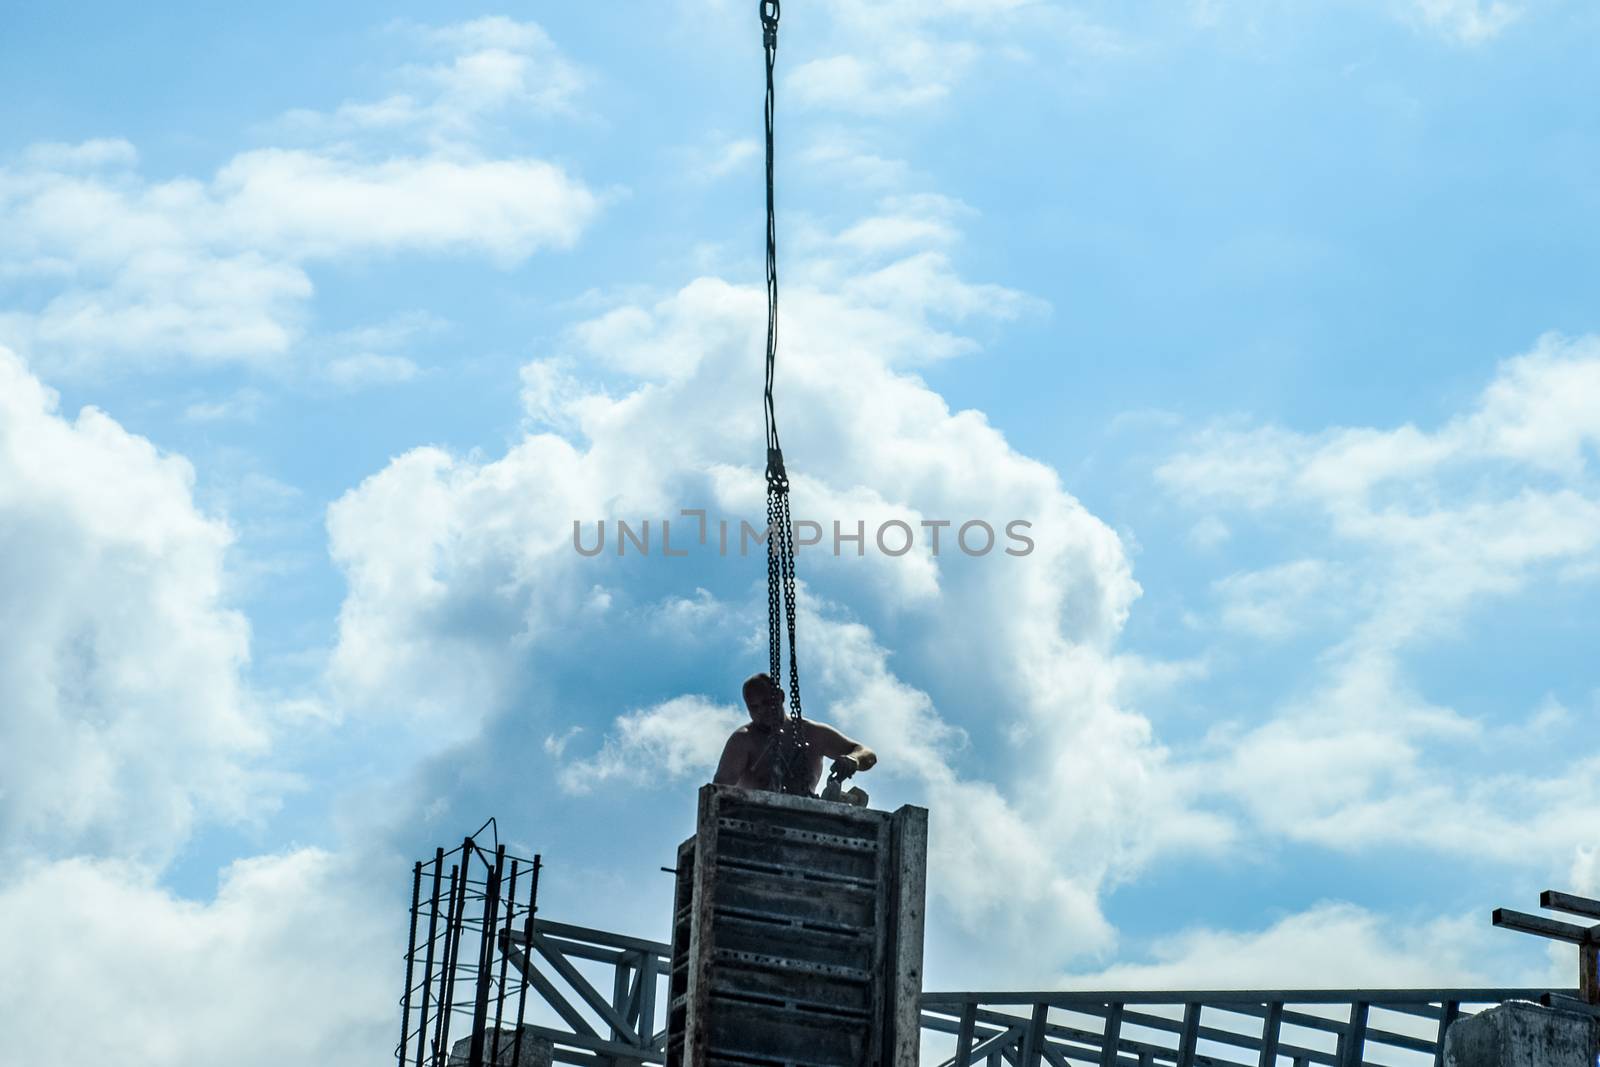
666,838,696,1067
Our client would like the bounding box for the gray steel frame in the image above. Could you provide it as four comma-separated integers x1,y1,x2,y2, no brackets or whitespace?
494,920,1566,1067
498,919,669,1065
1492,888,1600,1004
920,988,1565,1067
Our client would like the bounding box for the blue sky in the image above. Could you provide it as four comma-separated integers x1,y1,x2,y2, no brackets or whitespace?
3,1,1599,1062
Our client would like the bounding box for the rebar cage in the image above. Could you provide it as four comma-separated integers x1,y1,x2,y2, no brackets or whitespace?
398,835,544,1067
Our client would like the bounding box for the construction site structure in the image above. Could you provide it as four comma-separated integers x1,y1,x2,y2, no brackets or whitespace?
665,784,928,1067
394,826,1597,1067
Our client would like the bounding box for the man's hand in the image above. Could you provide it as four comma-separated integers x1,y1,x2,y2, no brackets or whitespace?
807,721,877,777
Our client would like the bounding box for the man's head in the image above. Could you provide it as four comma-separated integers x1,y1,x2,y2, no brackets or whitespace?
742,672,785,729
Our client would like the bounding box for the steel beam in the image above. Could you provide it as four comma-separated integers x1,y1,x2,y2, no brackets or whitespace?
530,928,640,1044
1021,1003,1048,1067
1257,1000,1282,1067
1336,1001,1367,1067
1177,1003,1201,1067
504,943,599,1039
1492,908,1597,944
954,1001,979,1067
1101,1002,1125,1067
1540,890,1600,921
921,988,1558,1007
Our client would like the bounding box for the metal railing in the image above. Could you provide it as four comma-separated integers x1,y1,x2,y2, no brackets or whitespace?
424,918,1563,1067
920,988,1567,1067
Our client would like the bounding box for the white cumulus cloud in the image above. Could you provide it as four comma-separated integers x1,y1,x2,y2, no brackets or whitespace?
0,850,394,1067
0,18,600,376
561,695,746,793
1063,901,1551,990
0,346,268,867
324,198,1214,972
1160,334,1600,867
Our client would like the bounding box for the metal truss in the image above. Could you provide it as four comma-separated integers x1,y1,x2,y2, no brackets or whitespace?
463,919,1564,1067
499,919,669,1066
920,989,1566,1067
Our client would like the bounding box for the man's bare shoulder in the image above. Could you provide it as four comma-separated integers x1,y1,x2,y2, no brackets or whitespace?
716,723,763,786
727,723,764,745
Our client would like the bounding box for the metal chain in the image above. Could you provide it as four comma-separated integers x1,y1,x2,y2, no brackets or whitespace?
758,0,810,794
777,491,801,721
766,487,782,684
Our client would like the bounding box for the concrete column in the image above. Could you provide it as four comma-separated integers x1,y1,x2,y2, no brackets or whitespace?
1444,1001,1599,1067
448,1030,554,1067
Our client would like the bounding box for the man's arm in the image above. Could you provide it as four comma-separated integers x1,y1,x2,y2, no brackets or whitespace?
712,729,749,786
805,722,877,774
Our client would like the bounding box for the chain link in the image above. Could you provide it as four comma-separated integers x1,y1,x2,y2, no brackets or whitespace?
766,485,781,684
777,493,801,720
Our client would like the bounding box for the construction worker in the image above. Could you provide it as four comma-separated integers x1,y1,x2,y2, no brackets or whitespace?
713,672,877,796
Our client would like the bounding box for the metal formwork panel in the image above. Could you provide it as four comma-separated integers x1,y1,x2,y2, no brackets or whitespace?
667,837,697,1067
667,784,928,1067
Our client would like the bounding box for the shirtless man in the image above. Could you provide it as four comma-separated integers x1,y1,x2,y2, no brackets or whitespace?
713,673,877,794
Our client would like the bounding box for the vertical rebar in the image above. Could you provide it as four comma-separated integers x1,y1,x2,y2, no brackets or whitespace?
467,845,505,1067
491,859,519,1067
430,863,461,1065
400,860,423,1067
416,849,444,1067
508,855,541,1067
433,848,470,1066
